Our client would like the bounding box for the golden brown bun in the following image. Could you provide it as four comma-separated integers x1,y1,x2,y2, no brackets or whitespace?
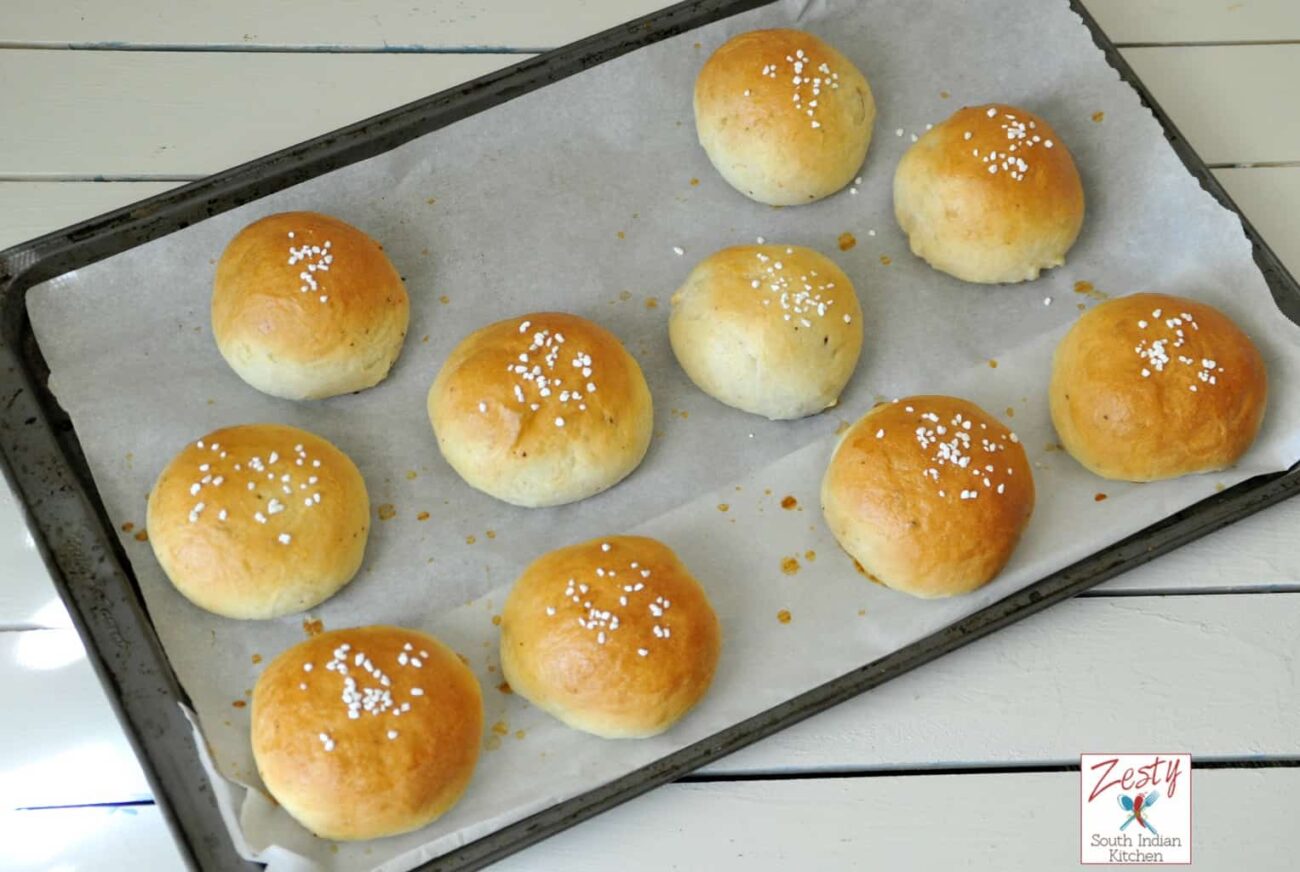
894,104,1084,283
146,424,370,619
1050,293,1268,481
821,396,1034,598
695,29,875,205
500,536,721,738
428,313,654,507
252,626,483,841
670,245,863,419
213,212,410,400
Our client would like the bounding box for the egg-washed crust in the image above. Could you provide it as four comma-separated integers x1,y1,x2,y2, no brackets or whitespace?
894,104,1084,284
670,244,863,419
146,423,370,619
252,626,483,841
212,211,409,399
429,312,653,507
500,535,721,738
695,28,875,205
822,396,1035,598
1050,293,1268,481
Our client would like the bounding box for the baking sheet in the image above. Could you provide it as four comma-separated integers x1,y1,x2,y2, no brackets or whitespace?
25,0,1300,868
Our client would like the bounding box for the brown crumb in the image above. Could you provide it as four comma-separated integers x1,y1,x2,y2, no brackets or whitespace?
251,654,262,664
1044,442,1064,453
764,488,773,496
456,652,470,666
405,470,418,480
514,729,526,740
486,529,496,539
717,503,730,512
837,231,857,251
1073,280,1108,301
487,664,496,673
491,614,502,626
377,504,397,521
879,255,892,266
777,609,792,624
858,608,867,617
1005,407,1015,418
421,334,430,343
302,617,324,637
780,495,798,510
1092,111,1105,123
133,530,149,542
1094,493,1108,502
939,89,951,99
690,177,700,186
466,534,477,545
485,735,502,751
988,359,998,369
618,289,632,302
492,720,509,736
416,511,430,521
439,295,450,304
616,230,625,240
781,556,801,575
120,521,135,533
1077,302,1087,311
804,549,817,562
497,681,512,695
232,700,246,709
426,196,437,205
420,248,429,257
644,296,659,309
834,419,851,435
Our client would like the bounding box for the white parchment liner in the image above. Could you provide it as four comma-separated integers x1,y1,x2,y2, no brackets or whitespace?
27,0,1300,868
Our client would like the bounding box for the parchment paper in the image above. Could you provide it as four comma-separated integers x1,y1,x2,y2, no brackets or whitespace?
26,0,1300,868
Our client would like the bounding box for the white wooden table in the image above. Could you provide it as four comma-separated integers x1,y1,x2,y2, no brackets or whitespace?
2,1,1299,868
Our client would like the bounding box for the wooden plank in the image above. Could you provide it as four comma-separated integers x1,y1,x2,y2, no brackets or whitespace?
2,593,1296,810
1217,167,1300,282
11,767,1296,870
0,50,517,177
0,181,177,251
1121,45,1300,165
0,804,186,871
9,767,1295,869
4,0,1299,49
701,593,1300,775
0,0,658,51
0,46,1296,177
501,767,1300,869
0,630,154,807
1088,0,1300,44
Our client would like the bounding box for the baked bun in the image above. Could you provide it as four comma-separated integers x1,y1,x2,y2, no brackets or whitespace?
213,212,409,400
500,536,721,738
822,396,1034,598
146,424,370,619
1050,293,1268,481
894,104,1084,283
428,313,653,507
252,626,483,841
670,244,863,419
695,29,875,205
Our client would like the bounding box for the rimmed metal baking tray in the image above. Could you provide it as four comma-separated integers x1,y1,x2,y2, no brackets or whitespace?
2,0,1298,868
